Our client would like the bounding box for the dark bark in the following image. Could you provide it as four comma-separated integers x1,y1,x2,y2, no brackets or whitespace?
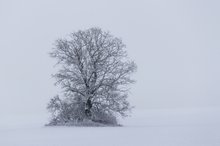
85,98,92,117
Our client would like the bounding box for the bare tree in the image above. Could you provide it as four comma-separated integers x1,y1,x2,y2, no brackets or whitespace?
47,27,136,126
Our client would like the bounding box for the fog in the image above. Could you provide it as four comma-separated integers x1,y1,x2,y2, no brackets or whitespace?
0,0,219,116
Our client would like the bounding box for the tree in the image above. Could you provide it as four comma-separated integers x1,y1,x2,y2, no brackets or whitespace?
47,27,137,126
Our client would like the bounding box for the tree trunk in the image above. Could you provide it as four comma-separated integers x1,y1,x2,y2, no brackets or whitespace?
85,98,92,118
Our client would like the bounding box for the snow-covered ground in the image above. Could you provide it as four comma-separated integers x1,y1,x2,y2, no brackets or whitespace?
0,107,220,146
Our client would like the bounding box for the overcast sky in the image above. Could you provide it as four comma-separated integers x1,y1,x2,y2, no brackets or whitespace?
0,0,219,116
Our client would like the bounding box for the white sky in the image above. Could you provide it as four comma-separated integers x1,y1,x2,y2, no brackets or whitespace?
0,0,220,115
